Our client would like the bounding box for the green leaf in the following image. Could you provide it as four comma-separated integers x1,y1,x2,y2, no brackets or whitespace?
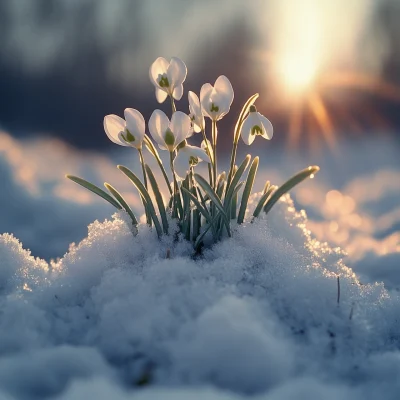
216,172,226,201
252,185,276,218
145,164,169,235
104,183,138,225
262,180,270,195
118,165,163,237
181,187,212,225
66,175,122,209
264,166,320,215
194,213,220,251
224,155,251,212
180,175,191,240
237,157,259,224
194,174,231,237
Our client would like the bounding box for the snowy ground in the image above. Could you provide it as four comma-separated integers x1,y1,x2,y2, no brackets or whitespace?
1,130,400,399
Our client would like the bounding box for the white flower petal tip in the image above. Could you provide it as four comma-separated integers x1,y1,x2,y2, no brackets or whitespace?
148,110,191,152
188,91,205,132
149,57,187,103
240,107,274,146
104,114,135,148
200,75,234,121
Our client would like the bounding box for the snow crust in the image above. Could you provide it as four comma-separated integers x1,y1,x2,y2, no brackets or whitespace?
1,193,400,399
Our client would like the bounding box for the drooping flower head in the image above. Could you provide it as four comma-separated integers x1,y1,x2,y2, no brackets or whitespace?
200,76,234,121
103,108,145,149
188,91,205,133
240,105,273,146
148,110,191,152
149,57,187,103
174,142,211,179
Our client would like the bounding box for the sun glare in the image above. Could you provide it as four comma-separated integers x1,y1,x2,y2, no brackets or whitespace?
279,54,318,93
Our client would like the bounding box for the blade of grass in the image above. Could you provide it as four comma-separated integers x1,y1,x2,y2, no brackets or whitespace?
104,183,138,225
264,166,320,215
145,164,169,234
117,165,163,237
237,157,259,224
252,185,276,218
66,175,121,209
194,174,231,237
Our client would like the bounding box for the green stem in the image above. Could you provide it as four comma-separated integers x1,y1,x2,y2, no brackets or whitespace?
227,139,238,191
170,95,176,114
212,120,217,190
170,151,178,218
201,128,213,187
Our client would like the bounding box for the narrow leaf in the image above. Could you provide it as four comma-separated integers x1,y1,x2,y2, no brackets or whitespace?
145,164,169,234
252,185,276,218
194,174,231,237
264,166,320,215
237,157,259,224
66,175,121,209
104,183,138,225
118,165,163,237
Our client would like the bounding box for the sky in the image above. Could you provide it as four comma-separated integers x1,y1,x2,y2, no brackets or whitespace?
0,0,399,151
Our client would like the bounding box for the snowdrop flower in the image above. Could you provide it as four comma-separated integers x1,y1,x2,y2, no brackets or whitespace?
103,108,145,149
201,139,213,163
200,75,234,121
188,91,205,132
148,110,191,152
149,57,187,103
174,142,211,179
240,105,273,145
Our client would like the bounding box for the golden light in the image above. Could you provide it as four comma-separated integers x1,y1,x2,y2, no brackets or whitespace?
279,53,318,94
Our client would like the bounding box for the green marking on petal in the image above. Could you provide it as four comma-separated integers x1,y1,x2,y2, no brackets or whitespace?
210,103,219,112
189,156,199,166
249,105,257,113
177,140,186,150
164,129,175,146
124,129,135,142
251,125,262,136
158,75,170,88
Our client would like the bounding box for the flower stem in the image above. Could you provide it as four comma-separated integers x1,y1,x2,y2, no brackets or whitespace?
211,120,218,190
170,151,178,218
201,129,213,187
170,95,176,114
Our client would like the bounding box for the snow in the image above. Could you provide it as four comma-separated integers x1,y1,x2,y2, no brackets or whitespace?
1,187,400,399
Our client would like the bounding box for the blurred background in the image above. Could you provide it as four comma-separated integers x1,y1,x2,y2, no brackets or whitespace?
1,0,399,283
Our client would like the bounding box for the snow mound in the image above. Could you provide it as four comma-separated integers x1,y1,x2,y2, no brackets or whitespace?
1,194,400,399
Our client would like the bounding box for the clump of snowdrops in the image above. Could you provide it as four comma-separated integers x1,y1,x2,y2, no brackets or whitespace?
67,57,319,252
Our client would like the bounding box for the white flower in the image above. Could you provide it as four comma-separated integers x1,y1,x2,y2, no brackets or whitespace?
148,110,191,152
103,108,145,149
200,75,234,121
240,105,273,145
149,57,187,103
188,91,205,132
174,143,211,179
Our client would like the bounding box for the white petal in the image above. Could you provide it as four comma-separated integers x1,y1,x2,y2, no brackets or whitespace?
200,83,213,119
188,91,204,131
103,115,128,146
240,116,255,145
124,108,145,143
170,111,191,147
167,57,187,88
155,87,168,103
185,144,211,163
259,114,274,140
213,75,234,119
174,150,190,180
149,57,169,87
148,109,170,149
172,84,184,100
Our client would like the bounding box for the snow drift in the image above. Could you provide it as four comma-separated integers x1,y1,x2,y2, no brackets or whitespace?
1,193,400,400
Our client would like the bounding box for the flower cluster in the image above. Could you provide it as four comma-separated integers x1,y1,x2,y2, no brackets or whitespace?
67,56,319,252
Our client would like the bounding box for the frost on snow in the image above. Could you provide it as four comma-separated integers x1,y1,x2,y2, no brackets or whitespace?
1,194,400,400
